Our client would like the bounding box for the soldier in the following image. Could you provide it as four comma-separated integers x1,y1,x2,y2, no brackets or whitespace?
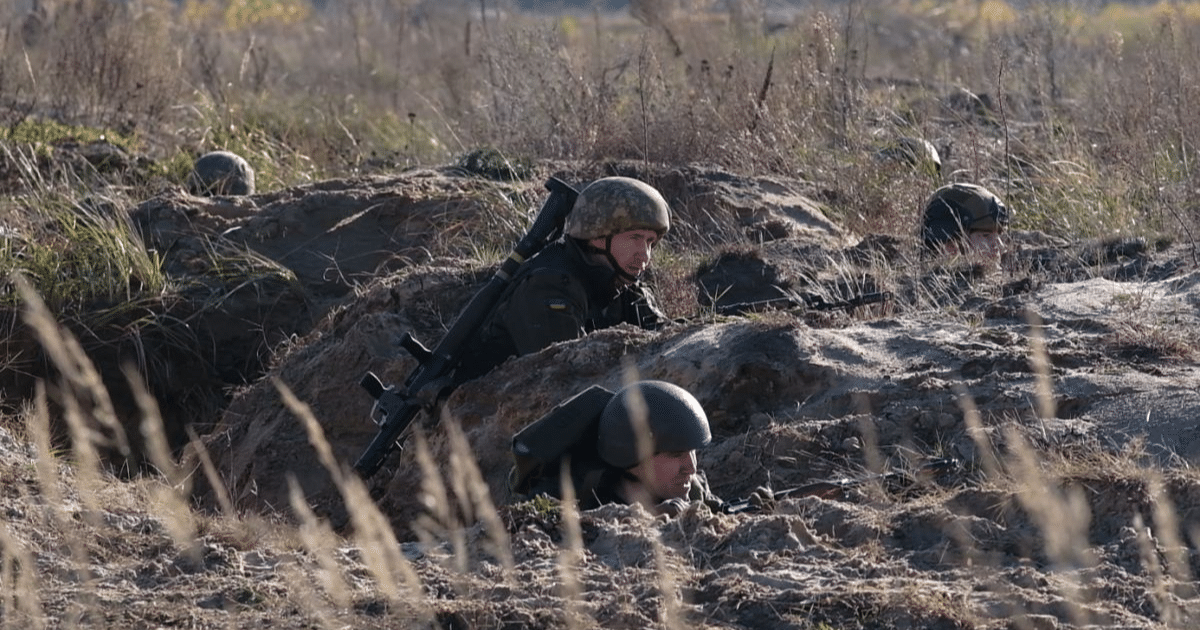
922,182,1010,259
454,176,671,384
510,380,721,516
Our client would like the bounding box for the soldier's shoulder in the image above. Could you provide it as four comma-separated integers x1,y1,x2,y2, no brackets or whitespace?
503,266,587,310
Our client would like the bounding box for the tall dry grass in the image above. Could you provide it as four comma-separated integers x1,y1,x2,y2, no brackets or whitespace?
5,243,1200,628
2,1,1198,242
3,1,1200,629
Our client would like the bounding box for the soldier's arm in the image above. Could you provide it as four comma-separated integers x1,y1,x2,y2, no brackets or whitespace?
654,471,724,517
622,282,669,330
503,269,591,355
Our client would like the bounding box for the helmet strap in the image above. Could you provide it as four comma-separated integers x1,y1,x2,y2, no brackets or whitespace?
584,235,639,283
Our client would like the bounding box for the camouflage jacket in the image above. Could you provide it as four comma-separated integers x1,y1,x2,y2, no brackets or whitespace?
454,238,666,384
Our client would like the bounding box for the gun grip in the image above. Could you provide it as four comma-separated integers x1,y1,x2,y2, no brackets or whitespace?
360,372,385,399
399,332,433,364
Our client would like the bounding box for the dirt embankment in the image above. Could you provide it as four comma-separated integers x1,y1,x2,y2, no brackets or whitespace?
3,157,1200,629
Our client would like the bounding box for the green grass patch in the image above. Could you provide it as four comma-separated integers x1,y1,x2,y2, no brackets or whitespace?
0,191,165,315
2,119,138,154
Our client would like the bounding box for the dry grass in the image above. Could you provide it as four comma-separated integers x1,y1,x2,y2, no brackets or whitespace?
3,1,1198,241
2,1,1200,629
5,248,1200,628
4,262,1194,627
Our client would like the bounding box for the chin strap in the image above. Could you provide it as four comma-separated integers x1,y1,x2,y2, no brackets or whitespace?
583,235,639,284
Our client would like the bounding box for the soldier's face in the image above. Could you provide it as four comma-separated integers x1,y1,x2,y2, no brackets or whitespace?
592,229,658,278
631,449,697,501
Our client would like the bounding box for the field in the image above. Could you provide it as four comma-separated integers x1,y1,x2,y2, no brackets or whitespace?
2,1,1200,628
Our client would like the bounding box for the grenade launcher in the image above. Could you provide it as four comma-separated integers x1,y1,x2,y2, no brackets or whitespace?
353,177,580,478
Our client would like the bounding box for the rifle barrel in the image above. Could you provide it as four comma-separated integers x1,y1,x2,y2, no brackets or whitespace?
721,458,960,514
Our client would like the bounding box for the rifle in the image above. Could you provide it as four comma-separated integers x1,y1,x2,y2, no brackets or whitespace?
720,457,960,515
354,177,580,478
715,290,892,316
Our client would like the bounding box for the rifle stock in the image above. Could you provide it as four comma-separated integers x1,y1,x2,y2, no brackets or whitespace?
353,177,580,478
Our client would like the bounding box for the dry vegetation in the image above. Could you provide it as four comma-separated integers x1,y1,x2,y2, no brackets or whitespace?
3,0,1200,628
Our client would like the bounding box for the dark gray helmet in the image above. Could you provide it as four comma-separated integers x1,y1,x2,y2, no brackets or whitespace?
922,182,1009,249
187,150,256,196
564,177,670,240
597,380,711,469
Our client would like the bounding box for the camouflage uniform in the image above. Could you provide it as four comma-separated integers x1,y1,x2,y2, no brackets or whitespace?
454,239,665,384
454,177,671,384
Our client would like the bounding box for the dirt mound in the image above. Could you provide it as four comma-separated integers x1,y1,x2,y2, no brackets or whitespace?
5,160,1200,629
202,241,1200,527
182,164,1200,629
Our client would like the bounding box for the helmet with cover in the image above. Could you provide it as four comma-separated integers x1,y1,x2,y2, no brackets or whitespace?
922,182,1009,250
564,177,671,241
597,380,711,470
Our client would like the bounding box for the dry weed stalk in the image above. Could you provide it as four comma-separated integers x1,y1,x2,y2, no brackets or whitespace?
1024,311,1056,420
1138,473,1195,627
14,274,144,622
273,378,431,622
60,386,103,521
650,530,684,630
621,361,655,472
412,412,517,589
26,385,62,523
1146,475,1194,587
0,518,44,630
25,360,97,623
412,428,466,574
1005,428,1095,627
1132,511,1183,626
124,365,200,563
410,425,494,608
286,477,352,610
616,362,688,629
556,465,587,630
953,382,1000,478
442,413,516,581
184,424,235,516
1004,313,1091,624
856,413,884,476
1006,429,1095,572
13,273,129,463
277,557,340,630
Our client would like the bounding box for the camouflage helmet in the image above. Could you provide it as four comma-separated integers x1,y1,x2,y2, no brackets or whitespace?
922,182,1009,249
598,380,711,470
187,150,256,197
564,177,670,240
